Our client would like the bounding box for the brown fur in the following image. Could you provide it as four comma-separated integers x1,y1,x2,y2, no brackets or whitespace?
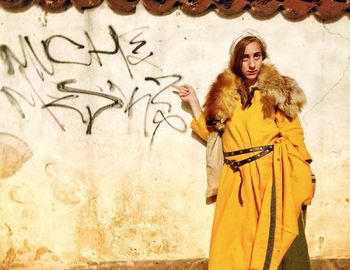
203,64,306,132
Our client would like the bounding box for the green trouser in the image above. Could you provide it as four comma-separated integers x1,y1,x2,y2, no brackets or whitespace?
278,206,311,270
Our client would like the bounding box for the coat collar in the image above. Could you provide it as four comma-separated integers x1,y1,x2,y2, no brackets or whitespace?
203,64,307,132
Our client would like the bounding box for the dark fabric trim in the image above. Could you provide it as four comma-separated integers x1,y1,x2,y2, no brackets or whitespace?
278,208,311,270
263,176,276,270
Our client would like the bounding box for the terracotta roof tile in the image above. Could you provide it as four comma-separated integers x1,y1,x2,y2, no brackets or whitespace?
250,0,281,18
107,0,138,13
39,0,71,12
180,0,214,16
314,0,349,22
0,0,33,10
72,0,103,11
215,0,248,16
281,0,317,21
142,0,177,14
0,0,349,22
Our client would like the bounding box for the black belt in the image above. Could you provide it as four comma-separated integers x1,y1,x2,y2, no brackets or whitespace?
224,145,274,172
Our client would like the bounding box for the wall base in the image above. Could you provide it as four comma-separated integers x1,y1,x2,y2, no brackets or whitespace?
9,258,350,270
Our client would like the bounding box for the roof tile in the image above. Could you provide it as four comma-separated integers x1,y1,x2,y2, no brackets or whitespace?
282,0,317,21
215,0,248,16
72,0,103,12
0,0,32,10
314,0,349,22
39,0,71,12
0,0,349,22
250,0,281,18
107,0,139,13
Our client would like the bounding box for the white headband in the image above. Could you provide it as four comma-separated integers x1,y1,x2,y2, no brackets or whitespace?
229,29,266,56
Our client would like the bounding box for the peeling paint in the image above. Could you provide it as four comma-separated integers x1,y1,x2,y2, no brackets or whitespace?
1,248,16,269
0,133,32,179
75,196,111,262
35,247,51,260
52,180,81,205
46,163,92,206
35,247,59,262
107,184,183,260
0,225,11,267
15,239,33,265
9,184,33,203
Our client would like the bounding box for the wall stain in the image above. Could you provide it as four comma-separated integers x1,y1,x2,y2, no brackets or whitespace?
108,183,183,259
46,163,92,206
69,180,186,263
0,224,12,268
9,183,33,203
0,217,55,268
52,179,82,205
0,133,32,179
0,223,59,268
13,238,33,266
75,195,112,262
38,11,48,27
21,207,38,223
16,239,31,255
0,248,16,270
35,247,51,260
35,247,59,262
319,236,325,250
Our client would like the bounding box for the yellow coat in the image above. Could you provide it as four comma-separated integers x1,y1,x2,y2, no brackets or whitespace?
191,65,314,270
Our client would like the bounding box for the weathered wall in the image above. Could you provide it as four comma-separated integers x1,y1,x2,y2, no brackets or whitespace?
0,3,349,269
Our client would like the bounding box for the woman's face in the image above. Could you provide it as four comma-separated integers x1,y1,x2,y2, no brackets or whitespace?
240,41,263,85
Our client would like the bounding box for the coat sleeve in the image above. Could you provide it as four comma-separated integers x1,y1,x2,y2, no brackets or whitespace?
275,111,312,163
275,111,315,205
190,112,210,142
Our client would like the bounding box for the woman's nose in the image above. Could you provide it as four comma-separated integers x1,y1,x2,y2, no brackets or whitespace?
248,58,255,69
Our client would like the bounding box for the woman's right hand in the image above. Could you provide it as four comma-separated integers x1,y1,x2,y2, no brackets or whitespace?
172,84,202,119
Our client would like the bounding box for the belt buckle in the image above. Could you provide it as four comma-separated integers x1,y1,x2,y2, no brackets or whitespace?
229,160,240,172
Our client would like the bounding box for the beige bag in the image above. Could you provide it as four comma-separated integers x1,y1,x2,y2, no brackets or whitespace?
205,132,224,204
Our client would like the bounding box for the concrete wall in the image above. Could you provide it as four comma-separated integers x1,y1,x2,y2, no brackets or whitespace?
0,3,349,269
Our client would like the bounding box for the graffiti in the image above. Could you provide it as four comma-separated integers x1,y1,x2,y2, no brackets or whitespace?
0,26,158,80
0,26,187,145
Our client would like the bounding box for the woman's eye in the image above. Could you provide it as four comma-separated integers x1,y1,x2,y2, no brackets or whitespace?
243,55,249,61
254,53,261,60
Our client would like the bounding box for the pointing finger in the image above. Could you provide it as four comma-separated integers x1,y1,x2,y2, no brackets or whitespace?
171,85,181,91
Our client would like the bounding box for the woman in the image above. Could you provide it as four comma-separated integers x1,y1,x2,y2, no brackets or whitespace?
176,32,315,270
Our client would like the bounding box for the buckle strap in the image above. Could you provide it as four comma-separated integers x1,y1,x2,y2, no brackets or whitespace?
224,145,274,172
224,145,274,157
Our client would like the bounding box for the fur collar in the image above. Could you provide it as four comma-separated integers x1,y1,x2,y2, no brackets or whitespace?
203,64,306,132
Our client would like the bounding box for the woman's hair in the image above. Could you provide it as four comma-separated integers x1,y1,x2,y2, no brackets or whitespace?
229,36,267,78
